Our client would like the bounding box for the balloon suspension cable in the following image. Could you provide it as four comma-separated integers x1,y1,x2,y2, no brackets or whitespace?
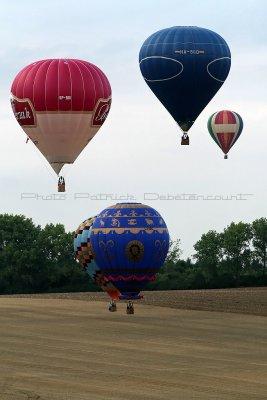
28,139,58,183
59,163,72,178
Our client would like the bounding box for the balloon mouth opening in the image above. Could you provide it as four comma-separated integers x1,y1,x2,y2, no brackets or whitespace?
119,294,143,300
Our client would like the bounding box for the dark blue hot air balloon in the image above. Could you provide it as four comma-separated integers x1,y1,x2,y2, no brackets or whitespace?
90,203,169,304
139,26,231,144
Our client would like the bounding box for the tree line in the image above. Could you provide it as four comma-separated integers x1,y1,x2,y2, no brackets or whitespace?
0,214,96,294
148,219,267,290
0,214,266,294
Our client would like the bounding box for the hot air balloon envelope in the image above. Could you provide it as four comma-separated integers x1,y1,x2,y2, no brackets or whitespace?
90,203,170,300
207,110,243,158
11,59,111,174
139,26,231,138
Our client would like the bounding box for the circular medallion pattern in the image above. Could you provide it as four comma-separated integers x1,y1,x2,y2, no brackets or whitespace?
125,240,144,262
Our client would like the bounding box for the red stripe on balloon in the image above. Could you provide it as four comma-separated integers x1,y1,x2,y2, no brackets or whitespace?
106,274,156,282
216,131,235,154
214,110,236,125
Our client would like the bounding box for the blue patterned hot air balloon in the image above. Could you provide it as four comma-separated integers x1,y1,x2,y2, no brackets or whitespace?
139,26,231,144
90,203,170,300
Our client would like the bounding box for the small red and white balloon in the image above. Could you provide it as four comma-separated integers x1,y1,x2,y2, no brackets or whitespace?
208,110,243,159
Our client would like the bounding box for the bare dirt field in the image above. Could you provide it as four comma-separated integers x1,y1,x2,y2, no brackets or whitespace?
0,288,266,400
5,286,267,316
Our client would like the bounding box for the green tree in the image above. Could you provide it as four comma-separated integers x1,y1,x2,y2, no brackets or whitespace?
165,239,182,264
0,214,96,294
193,230,224,281
251,218,267,277
223,222,252,285
0,214,41,293
35,223,96,292
159,239,182,274
160,239,183,273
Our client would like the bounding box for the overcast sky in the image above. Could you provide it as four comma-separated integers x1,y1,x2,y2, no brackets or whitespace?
0,0,266,258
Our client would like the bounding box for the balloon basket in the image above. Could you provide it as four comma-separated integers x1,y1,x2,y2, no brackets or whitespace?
126,306,134,315
181,136,189,145
58,184,65,192
224,154,228,159
109,304,117,312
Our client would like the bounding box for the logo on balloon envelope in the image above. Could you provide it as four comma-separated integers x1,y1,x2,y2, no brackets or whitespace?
125,240,145,262
10,97,35,127
92,97,111,127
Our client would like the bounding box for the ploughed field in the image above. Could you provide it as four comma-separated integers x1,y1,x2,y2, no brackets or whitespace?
0,288,266,400
3,286,267,316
